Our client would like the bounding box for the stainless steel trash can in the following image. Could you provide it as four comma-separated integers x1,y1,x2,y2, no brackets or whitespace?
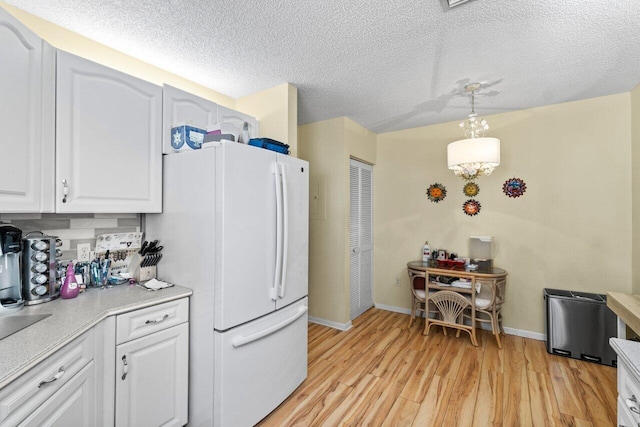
544,288,617,367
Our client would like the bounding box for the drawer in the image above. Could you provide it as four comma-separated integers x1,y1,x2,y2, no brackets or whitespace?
0,328,94,426
618,357,640,426
116,298,189,344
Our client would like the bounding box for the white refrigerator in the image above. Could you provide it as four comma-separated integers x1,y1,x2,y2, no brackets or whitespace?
146,142,309,426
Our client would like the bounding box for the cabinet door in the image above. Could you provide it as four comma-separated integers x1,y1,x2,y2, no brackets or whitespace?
0,8,55,212
56,50,162,213
115,323,188,427
217,104,259,143
162,84,218,154
19,362,96,427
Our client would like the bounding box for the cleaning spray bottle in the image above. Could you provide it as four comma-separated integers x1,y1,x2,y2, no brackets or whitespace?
60,261,80,299
422,241,431,263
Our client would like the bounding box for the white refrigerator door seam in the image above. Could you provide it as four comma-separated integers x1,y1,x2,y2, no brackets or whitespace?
230,305,308,347
279,162,289,298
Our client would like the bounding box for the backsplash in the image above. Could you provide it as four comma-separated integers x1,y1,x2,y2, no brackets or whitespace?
0,213,141,261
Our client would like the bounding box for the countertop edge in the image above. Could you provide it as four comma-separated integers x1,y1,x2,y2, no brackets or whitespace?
611,337,640,378
0,287,192,389
607,292,640,336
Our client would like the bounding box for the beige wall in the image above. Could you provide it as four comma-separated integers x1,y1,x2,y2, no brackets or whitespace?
237,83,298,155
1,1,295,149
375,93,632,334
633,84,640,295
299,117,376,325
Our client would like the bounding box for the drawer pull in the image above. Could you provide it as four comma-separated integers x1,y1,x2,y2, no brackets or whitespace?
38,366,65,388
145,314,169,325
626,394,640,414
121,355,128,380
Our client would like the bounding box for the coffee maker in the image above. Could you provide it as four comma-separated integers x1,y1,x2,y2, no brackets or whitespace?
0,225,24,314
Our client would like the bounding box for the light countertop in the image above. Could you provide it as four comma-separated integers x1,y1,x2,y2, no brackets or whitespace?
0,284,192,389
607,292,640,336
611,337,640,378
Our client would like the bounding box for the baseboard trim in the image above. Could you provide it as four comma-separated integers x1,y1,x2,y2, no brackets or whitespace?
308,316,352,331
374,303,411,315
374,303,545,341
503,327,545,341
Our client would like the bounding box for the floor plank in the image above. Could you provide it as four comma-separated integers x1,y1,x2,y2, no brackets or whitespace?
258,308,617,427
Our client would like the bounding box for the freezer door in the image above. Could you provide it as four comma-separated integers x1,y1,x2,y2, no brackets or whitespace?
275,154,309,309
214,297,308,426
215,143,279,330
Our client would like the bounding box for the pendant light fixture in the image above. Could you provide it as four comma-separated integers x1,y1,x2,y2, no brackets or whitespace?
447,83,500,180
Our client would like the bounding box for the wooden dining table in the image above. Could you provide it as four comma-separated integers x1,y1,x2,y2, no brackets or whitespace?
407,260,508,347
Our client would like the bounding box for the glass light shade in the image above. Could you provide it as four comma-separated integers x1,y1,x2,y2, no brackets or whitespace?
447,137,500,179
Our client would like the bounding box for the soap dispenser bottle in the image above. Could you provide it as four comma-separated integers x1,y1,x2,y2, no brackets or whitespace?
60,262,79,299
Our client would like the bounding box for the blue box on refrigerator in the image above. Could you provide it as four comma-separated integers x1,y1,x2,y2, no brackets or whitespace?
248,138,289,154
170,124,207,152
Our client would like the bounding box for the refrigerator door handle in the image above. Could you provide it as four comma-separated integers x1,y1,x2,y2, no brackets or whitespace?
271,163,283,300
231,306,308,348
278,163,289,298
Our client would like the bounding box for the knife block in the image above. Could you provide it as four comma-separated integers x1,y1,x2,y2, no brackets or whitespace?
127,253,157,282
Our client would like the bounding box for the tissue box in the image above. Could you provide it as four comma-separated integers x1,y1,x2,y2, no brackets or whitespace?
168,124,206,153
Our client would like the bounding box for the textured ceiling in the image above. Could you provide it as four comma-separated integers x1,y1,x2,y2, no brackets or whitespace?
5,0,640,133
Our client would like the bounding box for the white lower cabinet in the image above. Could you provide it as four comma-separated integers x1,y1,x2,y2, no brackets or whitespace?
0,297,189,427
115,323,189,426
19,362,96,427
114,298,189,427
616,348,640,427
0,328,98,426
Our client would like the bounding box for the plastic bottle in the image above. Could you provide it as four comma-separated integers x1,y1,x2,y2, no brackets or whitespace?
241,121,250,144
422,241,431,263
60,262,80,299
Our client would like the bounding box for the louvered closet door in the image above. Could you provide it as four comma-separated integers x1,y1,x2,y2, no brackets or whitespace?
350,159,373,320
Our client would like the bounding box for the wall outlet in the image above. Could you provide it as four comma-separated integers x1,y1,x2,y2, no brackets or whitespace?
77,243,91,262
395,276,401,287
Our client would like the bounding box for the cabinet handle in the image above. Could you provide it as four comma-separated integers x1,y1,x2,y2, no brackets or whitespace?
145,314,169,324
626,394,640,414
62,179,68,203
38,366,65,388
121,355,128,380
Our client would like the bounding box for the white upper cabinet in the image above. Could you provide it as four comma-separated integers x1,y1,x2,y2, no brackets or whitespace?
217,104,259,144
56,51,162,213
0,7,55,213
162,84,218,154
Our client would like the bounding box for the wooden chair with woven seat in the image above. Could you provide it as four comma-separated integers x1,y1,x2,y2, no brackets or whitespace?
408,269,426,328
462,277,507,348
425,290,478,346
408,268,438,328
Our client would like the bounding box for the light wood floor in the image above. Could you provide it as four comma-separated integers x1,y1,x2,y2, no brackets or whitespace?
258,308,617,427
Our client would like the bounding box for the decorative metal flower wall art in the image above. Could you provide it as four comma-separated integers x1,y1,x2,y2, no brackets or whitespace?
462,199,481,216
463,182,479,197
427,183,447,203
503,177,527,198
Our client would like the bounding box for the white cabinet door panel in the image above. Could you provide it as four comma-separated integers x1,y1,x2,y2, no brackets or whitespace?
217,104,259,143
162,84,218,154
0,8,54,212
115,323,188,427
56,50,162,213
19,362,96,427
